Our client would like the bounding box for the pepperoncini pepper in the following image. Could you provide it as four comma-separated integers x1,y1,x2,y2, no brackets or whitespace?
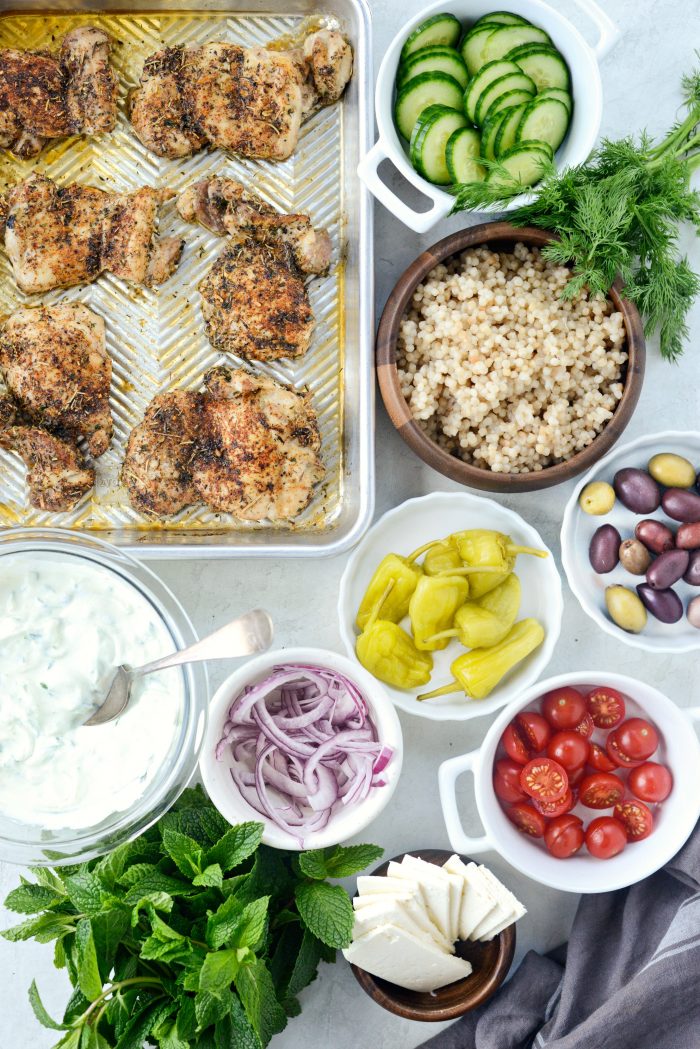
444,530,548,598
356,584,433,689
417,618,545,701
355,540,438,630
423,539,463,577
424,573,522,650
408,574,470,651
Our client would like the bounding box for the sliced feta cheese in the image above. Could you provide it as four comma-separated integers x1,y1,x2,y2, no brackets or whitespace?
400,854,463,943
342,924,473,993
357,875,417,896
470,866,526,941
352,897,443,947
387,859,452,941
354,891,413,909
443,855,499,940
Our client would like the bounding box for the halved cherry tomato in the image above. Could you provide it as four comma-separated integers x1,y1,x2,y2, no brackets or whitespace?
568,765,586,787
520,758,568,803
541,687,587,730
613,799,654,841
613,718,659,762
547,731,590,771
493,758,527,804
501,723,531,765
506,801,546,838
533,788,575,819
544,814,585,859
579,772,625,809
573,712,594,739
586,686,626,729
628,762,673,803
515,710,552,752
606,732,644,769
587,742,617,773
585,816,627,859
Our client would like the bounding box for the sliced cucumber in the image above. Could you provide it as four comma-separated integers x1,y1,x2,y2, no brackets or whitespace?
481,24,550,65
493,100,528,156
463,59,520,123
446,127,485,183
486,142,552,191
474,11,531,26
516,96,570,152
398,46,469,90
410,105,468,184
479,107,512,160
485,87,537,121
506,44,570,90
401,13,462,60
539,87,573,114
460,23,504,75
475,71,536,126
394,72,464,141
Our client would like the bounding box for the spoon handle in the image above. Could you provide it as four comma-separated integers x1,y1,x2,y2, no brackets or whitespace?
131,609,274,678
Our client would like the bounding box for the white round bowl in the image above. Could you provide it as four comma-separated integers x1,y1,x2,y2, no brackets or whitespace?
357,0,620,233
561,430,700,654
200,647,403,850
338,492,562,721
439,671,700,893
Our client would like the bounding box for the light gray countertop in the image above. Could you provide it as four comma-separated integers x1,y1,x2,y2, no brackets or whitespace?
2,0,700,1045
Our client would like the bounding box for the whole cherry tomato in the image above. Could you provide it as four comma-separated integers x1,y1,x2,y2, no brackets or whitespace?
506,801,546,838
541,687,587,730
544,814,585,859
613,799,654,842
520,758,569,803
585,686,626,729
628,762,673,803
493,759,527,804
585,816,627,859
547,731,590,771
579,772,625,809
587,742,617,773
613,718,659,762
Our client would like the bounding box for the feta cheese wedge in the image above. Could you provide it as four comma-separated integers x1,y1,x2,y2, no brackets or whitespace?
387,860,452,941
473,866,526,941
352,897,442,946
443,855,499,940
400,854,463,943
353,890,451,950
357,875,421,897
342,924,473,993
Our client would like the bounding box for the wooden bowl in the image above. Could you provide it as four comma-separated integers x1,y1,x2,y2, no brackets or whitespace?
349,849,516,1022
376,222,646,493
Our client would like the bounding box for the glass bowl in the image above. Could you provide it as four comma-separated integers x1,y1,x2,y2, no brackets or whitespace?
0,528,208,866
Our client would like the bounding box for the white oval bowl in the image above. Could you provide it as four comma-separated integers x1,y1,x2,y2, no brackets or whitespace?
439,671,700,893
358,0,618,233
337,492,562,721
561,430,700,654
200,647,403,851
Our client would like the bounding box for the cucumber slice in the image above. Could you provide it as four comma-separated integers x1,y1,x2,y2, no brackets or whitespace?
410,105,468,184
398,46,469,90
485,87,537,121
539,87,573,114
394,72,464,141
446,127,485,183
479,107,512,160
481,24,550,65
460,23,504,75
505,44,570,90
493,101,528,156
463,59,520,123
486,143,552,191
401,13,462,60
475,71,536,126
516,96,570,153
474,11,531,26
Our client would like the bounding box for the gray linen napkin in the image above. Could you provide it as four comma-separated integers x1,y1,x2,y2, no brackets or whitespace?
420,825,700,1049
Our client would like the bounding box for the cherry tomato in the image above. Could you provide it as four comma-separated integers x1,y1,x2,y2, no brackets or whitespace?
547,730,590,771
515,710,552,752
613,799,654,842
520,758,569,803
628,762,673,803
586,686,626,729
541,687,587,730
493,759,527,804
544,814,585,859
573,713,595,739
533,788,575,818
579,772,625,810
613,718,659,762
568,764,586,787
501,723,531,765
506,801,546,838
587,742,617,773
585,816,627,859
606,732,644,769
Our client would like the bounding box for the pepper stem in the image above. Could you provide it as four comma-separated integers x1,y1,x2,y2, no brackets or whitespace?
505,544,548,558
407,539,442,563
422,629,458,645
417,679,461,701
436,566,503,576
364,580,395,633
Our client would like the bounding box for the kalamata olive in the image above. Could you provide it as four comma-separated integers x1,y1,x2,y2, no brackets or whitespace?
676,522,700,550
613,469,661,514
661,488,700,523
646,549,690,590
579,481,616,516
648,452,696,489
636,584,683,624
684,550,700,586
589,524,621,574
605,585,647,633
635,519,675,554
618,538,652,575
688,596,700,629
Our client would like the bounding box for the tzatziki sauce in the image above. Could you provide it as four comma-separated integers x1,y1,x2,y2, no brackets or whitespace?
0,553,185,829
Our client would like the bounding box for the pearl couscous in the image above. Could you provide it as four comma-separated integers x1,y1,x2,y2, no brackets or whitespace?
397,243,628,474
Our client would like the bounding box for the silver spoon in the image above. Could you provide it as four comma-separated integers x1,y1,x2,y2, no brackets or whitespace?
83,608,273,728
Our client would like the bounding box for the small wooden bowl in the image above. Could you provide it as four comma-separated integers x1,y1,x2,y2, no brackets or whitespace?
376,222,646,493
349,849,516,1022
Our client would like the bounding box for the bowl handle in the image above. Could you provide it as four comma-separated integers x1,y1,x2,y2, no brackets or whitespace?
569,0,621,61
438,751,493,856
685,707,700,726
357,141,452,234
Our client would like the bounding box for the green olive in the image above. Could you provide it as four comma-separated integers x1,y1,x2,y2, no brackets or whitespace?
605,585,647,634
618,538,652,575
579,481,616,516
648,452,696,489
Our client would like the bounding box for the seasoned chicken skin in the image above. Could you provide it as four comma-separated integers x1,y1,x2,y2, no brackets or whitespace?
178,178,331,362
122,367,324,521
0,27,117,158
0,304,112,458
129,29,353,161
0,174,183,294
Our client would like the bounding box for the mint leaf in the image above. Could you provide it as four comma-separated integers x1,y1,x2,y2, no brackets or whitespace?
234,959,287,1046
207,824,263,873
195,990,231,1031
158,1019,190,1049
248,849,294,901
123,871,195,903
199,950,242,998
322,844,384,879
5,883,66,914
287,930,324,996
232,898,268,950
130,890,173,926
176,996,197,1040
295,852,328,881
91,909,130,982
140,913,196,965
2,913,74,943
206,895,244,950
64,872,106,916
75,918,103,1000
53,1031,81,1049
28,980,66,1030
193,864,223,889
115,1000,172,1049
63,986,91,1025
161,806,229,848
215,999,261,1049
294,882,353,949
162,830,205,879
93,843,135,890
